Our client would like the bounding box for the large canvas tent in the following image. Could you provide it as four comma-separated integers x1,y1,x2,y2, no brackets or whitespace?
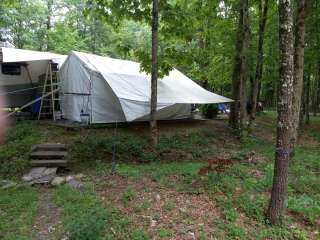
0,47,65,107
60,51,232,123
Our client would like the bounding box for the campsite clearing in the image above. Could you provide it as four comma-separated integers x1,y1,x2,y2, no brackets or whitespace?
0,112,319,239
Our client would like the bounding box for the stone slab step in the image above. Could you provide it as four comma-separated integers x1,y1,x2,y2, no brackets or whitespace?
31,144,67,152
22,167,57,184
30,151,68,160
31,160,68,167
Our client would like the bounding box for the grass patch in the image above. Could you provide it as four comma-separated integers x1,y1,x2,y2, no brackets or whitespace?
54,186,149,239
162,201,175,211
0,121,43,178
121,188,136,204
0,186,38,240
288,195,320,225
54,186,108,240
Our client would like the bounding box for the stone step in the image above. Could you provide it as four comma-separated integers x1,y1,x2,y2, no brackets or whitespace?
31,144,67,152
31,160,68,168
30,151,68,160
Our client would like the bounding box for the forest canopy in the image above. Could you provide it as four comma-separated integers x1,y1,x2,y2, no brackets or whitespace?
0,0,319,114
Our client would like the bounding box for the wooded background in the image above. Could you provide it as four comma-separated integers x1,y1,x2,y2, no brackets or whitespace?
1,0,318,119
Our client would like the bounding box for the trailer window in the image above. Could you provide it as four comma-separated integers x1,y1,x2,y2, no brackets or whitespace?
1,63,21,75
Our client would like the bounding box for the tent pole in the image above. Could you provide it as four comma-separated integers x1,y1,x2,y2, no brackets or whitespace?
24,64,34,102
3,89,59,119
24,64,33,87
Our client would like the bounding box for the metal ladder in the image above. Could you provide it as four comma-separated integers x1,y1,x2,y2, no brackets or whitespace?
38,61,61,121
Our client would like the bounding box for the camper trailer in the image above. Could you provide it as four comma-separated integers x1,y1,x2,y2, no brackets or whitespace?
0,47,65,111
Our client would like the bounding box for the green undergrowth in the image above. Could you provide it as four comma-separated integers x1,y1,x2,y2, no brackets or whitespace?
0,185,38,240
0,121,43,178
53,186,149,240
0,114,319,239
70,130,219,167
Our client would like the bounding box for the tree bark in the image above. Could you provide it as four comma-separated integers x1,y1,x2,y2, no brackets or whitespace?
150,0,159,147
229,0,250,133
250,0,269,123
46,0,53,51
305,68,311,125
266,0,294,224
291,0,307,149
316,60,320,115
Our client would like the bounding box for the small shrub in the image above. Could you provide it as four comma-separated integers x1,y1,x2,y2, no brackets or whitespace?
224,223,247,239
163,201,175,211
121,188,136,204
130,229,149,240
158,229,172,238
223,208,239,222
54,187,108,240
288,195,320,224
65,206,107,240
135,200,152,212
120,135,147,157
236,194,266,222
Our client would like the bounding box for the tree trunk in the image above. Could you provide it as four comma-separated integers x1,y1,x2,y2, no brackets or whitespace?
250,0,269,123
305,69,311,125
316,59,320,116
266,0,294,224
150,0,159,147
291,0,307,149
312,73,317,117
229,0,250,133
46,0,53,51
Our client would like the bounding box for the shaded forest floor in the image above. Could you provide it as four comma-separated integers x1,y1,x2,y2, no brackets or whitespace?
0,112,319,239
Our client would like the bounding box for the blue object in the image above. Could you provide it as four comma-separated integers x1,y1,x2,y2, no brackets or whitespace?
30,96,41,113
217,103,226,111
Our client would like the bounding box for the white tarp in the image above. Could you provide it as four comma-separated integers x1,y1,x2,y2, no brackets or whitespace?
1,47,65,63
60,51,232,123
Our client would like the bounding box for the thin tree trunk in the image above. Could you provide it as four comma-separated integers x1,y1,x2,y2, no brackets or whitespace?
250,0,269,123
150,0,159,147
266,0,294,224
312,73,317,117
229,0,250,133
299,79,306,130
46,0,53,51
291,0,307,149
305,69,311,125
316,59,320,116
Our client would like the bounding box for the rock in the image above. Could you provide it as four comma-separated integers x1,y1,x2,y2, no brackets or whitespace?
150,220,157,228
51,176,66,186
48,226,55,233
179,207,187,214
65,175,73,182
66,179,84,190
187,231,196,240
22,167,57,184
155,194,161,202
74,173,85,179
